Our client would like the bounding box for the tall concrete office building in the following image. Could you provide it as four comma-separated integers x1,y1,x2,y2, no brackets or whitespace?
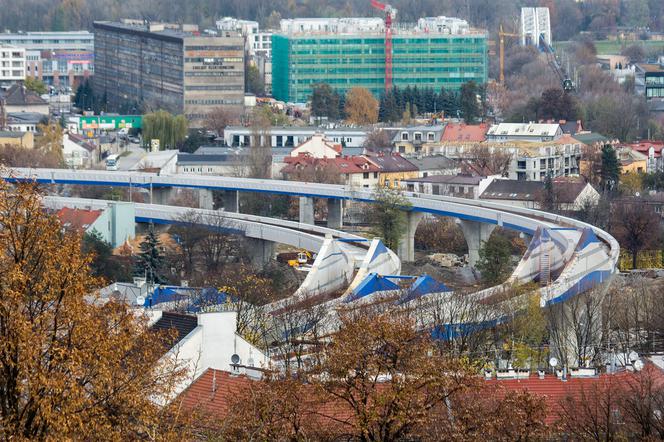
93,20,244,126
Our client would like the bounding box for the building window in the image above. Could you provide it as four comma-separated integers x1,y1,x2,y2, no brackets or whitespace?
401,132,409,141
427,132,435,141
373,172,378,178
414,132,422,142
363,172,369,179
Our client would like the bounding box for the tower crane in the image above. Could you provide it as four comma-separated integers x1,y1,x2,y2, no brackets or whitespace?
370,0,397,92
498,24,519,85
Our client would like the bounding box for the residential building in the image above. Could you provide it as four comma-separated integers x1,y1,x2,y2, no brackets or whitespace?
0,31,94,88
616,146,647,174
402,174,494,199
0,45,25,87
290,133,341,158
63,133,96,167
177,146,250,177
130,149,179,174
272,17,487,103
367,153,419,188
0,130,33,149
93,20,245,126
635,62,664,100
486,122,562,143
625,140,664,173
406,154,460,177
224,125,368,148
438,135,583,181
215,18,272,59
479,178,599,211
572,132,617,149
393,125,446,155
5,112,45,132
282,154,380,188
441,122,489,143
56,202,135,248
1,83,49,114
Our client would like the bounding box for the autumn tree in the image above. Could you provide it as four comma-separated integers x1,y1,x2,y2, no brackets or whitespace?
344,87,378,125
368,186,411,250
204,106,236,138
23,76,47,95
0,182,187,440
362,129,393,152
36,121,64,165
463,145,512,176
612,199,660,269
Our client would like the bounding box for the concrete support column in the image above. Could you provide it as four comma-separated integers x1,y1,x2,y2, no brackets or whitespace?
246,238,275,267
223,190,239,213
299,196,315,225
198,188,214,210
327,199,343,229
151,186,176,205
458,219,497,268
397,211,425,263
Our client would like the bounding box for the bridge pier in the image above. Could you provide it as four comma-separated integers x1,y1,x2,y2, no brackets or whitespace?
299,197,315,225
327,199,343,229
246,238,275,267
458,219,496,268
223,190,239,212
150,186,176,205
199,189,214,210
397,211,425,263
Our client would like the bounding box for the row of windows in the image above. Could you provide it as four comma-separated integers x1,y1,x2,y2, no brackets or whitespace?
185,57,242,63
291,57,485,65
185,99,243,105
291,37,484,45
184,85,238,91
184,71,243,77
184,45,242,51
646,87,664,98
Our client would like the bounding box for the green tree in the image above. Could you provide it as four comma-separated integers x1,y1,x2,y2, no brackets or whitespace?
134,225,165,285
600,144,621,193
310,83,340,120
142,110,188,150
541,173,555,212
23,77,47,95
460,81,481,123
369,187,412,250
82,230,132,282
476,233,512,286
245,64,265,96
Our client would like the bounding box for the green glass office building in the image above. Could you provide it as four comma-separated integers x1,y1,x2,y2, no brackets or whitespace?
272,31,487,103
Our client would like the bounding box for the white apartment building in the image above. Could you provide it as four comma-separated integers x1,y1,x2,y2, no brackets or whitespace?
215,17,272,59
486,123,562,143
0,45,25,86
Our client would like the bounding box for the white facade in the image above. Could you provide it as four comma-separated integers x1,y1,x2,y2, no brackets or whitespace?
521,7,552,47
155,310,268,402
0,45,25,84
416,16,470,34
279,18,385,35
290,133,340,159
215,18,271,58
486,123,562,143
224,126,368,148
62,135,92,167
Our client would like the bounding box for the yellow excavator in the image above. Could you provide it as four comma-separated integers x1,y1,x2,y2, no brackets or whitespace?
277,250,315,268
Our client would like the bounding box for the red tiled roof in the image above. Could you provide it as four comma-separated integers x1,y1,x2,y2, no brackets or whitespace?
56,207,102,231
487,366,664,424
68,133,97,152
627,141,664,158
442,122,489,142
179,369,253,417
282,155,381,175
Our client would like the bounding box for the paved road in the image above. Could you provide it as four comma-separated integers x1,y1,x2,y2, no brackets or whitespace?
117,142,146,171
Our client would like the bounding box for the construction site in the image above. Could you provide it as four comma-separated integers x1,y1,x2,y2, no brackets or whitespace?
272,6,488,103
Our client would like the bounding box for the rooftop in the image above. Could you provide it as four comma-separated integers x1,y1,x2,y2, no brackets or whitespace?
480,179,591,203
441,122,489,142
365,153,418,173
151,312,198,346
405,173,484,185
1,84,48,106
56,207,102,231
93,21,209,43
0,131,28,138
7,112,46,124
487,123,561,138
405,155,458,171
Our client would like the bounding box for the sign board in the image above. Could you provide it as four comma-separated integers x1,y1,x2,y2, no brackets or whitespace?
150,139,160,152
79,115,142,131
